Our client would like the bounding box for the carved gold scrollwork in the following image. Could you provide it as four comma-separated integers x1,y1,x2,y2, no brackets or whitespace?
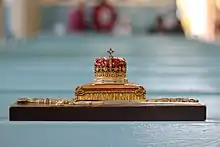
95,67,99,72
103,67,108,72
17,97,31,104
114,67,118,72
75,86,85,96
122,67,126,72
135,86,146,96
75,91,147,101
94,72,126,78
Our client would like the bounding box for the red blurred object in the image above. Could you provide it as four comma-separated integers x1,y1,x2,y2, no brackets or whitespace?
92,2,117,32
67,8,85,32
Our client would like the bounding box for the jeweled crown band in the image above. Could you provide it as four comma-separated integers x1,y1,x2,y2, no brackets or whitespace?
94,71,126,78
95,66,126,72
94,77,128,84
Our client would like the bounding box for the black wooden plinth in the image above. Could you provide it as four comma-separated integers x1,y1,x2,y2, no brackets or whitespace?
9,103,206,121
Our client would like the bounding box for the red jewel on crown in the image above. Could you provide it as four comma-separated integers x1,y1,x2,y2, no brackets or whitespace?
94,57,126,68
94,48,126,69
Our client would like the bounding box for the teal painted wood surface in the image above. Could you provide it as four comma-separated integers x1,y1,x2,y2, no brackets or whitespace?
1,122,220,147
0,35,220,147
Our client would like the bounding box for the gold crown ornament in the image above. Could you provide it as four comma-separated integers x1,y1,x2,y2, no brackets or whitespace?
74,48,146,102
94,48,128,84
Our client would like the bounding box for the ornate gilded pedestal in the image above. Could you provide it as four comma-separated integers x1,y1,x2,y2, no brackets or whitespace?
9,49,206,121
75,48,146,102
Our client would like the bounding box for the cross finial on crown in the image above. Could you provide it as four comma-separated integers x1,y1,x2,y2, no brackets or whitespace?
107,48,114,58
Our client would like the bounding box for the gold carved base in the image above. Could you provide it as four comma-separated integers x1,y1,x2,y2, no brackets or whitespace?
17,97,200,106
74,83,146,101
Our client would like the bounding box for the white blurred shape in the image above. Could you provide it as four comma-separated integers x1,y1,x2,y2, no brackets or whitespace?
54,23,66,36
113,15,132,36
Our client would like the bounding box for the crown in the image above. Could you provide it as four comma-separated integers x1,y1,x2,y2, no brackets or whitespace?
94,48,128,84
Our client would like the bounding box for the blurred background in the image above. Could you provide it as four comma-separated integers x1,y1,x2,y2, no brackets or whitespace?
1,0,218,40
